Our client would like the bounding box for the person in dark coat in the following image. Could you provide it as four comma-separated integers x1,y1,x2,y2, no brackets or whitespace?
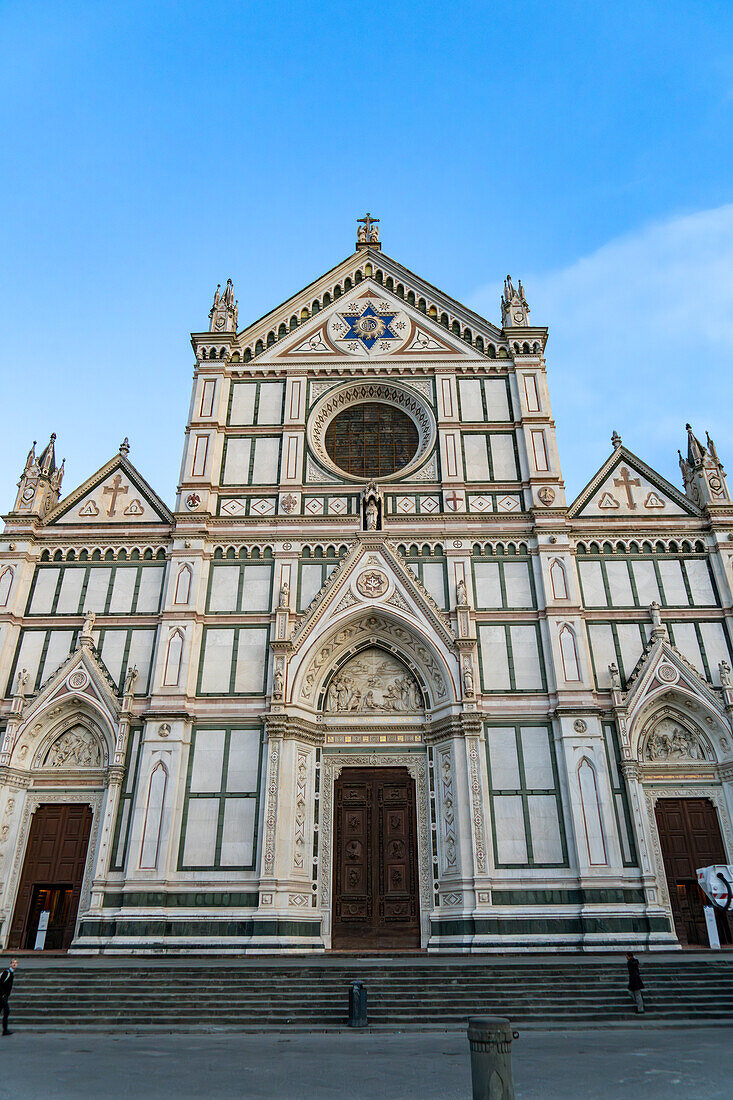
626,952,644,1013
0,959,18,1035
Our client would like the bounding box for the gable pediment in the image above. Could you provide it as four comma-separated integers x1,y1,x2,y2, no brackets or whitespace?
45,454,173,527
253,279,482,364
569,447,698,519
290,539,456,654
203,246,506,365
622,633,723,725
18,642,121,734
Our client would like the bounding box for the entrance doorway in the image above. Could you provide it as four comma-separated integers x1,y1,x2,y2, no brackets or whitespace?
655,797,732,947
332,767,420,949
9,804,93,952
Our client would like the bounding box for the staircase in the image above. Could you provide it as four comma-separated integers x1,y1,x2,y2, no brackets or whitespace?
8,956,733,1031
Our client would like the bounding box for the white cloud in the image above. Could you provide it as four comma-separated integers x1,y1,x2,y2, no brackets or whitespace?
469,205,733,499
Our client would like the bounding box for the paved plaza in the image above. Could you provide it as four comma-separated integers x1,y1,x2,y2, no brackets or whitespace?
0,1027,730,1098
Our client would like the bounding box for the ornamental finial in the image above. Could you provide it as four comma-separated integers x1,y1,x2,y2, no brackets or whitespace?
356,213,380,248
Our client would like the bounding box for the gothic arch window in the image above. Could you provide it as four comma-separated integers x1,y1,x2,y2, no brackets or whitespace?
163,629,184,687
0,567,14,607
174,564,192,605
559,624,581,681
577,758,607,865
549,559,568,600
139,761,168,870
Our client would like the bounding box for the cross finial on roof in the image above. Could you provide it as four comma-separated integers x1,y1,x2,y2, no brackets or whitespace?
356,212,380,248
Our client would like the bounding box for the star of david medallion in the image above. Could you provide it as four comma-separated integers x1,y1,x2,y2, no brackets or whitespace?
340,304,398,351
356,569,389,598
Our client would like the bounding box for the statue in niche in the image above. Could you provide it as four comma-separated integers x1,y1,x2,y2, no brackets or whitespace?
46,726,102,768
456,578,468,606
463,660,475,696
644,718,705,762
324,647,422,714
361,481,383,531
278,580,290,608
720,660,731,688
609,662,621,690
272,668,284,699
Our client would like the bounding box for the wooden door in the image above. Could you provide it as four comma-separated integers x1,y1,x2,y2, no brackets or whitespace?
9,804,93,952
332,767,420,949
655,797,730,947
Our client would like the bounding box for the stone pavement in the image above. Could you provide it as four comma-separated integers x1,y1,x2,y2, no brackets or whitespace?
0,1027,730,1098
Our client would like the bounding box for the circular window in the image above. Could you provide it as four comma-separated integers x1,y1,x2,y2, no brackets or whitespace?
325,403,419,478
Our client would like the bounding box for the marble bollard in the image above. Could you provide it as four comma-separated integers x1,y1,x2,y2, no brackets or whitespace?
467,1016,517,1100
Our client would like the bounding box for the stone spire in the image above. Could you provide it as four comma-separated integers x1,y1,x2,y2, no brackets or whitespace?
13,432,64,516
209,278,238,333
501,276,530,327
679,423,730,507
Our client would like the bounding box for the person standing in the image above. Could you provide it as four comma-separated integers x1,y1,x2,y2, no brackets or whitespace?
626,952,644,1014
0,959,18,1035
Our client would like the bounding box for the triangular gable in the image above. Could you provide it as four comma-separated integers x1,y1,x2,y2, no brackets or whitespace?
200,246,504,361
622,632,726,728
569,446,699,519
253,279,481,363
18,642,121,735
44,453,173,526
290,539,456,654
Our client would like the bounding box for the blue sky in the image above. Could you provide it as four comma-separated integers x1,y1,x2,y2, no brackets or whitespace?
2,0,733,507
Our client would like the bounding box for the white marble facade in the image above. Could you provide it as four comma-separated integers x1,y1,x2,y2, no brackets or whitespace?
1,232,733,955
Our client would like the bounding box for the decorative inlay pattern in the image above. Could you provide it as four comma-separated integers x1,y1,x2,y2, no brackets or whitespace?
467,737,487,874
438,746,457,874
293,749,309,873
263,743,280,876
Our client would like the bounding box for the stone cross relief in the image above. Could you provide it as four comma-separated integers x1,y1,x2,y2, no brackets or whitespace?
103,474,129,516
324,647,422,714
644,719,705,762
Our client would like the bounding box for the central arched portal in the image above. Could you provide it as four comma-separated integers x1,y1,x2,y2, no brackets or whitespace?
332,766,420,949
292,609,458,950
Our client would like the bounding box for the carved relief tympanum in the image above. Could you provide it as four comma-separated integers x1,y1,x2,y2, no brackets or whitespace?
44,726,102,768
324,647,423,714
644,719,705,762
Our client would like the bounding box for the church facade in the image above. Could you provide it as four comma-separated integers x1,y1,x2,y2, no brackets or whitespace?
1,220,732,954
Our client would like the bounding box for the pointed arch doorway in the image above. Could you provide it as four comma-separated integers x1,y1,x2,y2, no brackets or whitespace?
332,766,420,949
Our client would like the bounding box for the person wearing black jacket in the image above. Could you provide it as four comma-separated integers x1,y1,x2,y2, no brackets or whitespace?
0,960,18,1035
626,952,644,1014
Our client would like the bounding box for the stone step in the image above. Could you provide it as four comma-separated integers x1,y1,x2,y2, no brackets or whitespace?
8,957,732,1031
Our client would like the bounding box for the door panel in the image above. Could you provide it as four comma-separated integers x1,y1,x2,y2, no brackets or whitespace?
332,768,420,949
9,804,93,952
655,797,730,947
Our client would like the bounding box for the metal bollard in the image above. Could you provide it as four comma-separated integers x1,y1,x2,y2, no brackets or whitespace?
467,1016,518,1100
348,980,368,1028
